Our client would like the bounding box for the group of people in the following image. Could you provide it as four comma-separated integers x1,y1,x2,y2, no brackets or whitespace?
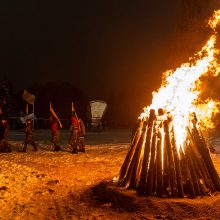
0,105,86,154
50,109,86,154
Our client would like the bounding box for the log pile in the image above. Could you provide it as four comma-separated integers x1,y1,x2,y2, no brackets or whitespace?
118,109,220,198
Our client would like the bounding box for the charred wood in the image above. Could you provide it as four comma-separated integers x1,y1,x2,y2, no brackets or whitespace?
137,109,156,194
164,120,177,197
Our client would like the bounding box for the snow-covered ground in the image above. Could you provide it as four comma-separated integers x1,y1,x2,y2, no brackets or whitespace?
0,129,220,219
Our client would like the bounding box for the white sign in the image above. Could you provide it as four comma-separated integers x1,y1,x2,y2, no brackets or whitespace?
90,100,107,119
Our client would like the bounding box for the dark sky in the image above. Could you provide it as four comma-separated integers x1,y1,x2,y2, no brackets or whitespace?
1,1,177,99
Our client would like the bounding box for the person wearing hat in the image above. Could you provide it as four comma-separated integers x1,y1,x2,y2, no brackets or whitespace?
21,118,37,152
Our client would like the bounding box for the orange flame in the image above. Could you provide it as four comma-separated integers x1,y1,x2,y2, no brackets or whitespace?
140,10,220,151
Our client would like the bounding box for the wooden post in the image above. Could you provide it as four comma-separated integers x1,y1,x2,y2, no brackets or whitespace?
186,143,201,196
129,121,148,189
187,127,216,192
121,123,147,188
180,146,196,198
171,127,184,197
137,109,155,194
146,127,157,195
191,120,220,191
163,145,170,196
33,102,35,129
164,120,177,197
156,129,163,196
26,103,29,119
189,148,210,195
50,102,63,129
118,121,143,186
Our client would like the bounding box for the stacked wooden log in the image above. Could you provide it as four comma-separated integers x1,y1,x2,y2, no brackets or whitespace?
118,109,220,198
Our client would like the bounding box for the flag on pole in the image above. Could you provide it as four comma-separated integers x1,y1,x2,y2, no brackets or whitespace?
71,101,81,131
22,90,35,105
71,102,76,112
20,113,36,123
50,102,63,128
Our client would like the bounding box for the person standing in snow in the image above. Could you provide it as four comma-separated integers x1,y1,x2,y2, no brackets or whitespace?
50,103,62,151
77,118,86,152
21,118,37,152
69,111,79,154
0,116,11,153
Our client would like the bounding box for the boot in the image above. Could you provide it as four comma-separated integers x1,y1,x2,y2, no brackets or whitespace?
210,146,215,153
32,142,38,151
71,150,78,154
54,145,61,151
78,147,85,153
71,147,78,154
78,144,85,153
6,146,12,153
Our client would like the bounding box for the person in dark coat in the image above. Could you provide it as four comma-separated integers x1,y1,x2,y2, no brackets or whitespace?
77,118,86,152
22,119,37,152
69,112,79,154
0,116,11,153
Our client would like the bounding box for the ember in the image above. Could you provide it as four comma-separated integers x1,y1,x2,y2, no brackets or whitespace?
117,10,220,198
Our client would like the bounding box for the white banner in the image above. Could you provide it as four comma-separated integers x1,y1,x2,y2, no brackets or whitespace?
20,113,36,123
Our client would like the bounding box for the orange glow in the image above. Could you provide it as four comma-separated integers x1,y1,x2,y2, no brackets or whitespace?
140,10,220,151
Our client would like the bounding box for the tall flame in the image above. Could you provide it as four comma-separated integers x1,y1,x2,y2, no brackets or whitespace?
141,10,220,150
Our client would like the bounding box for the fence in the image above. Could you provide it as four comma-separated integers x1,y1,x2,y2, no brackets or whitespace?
8,117,70,130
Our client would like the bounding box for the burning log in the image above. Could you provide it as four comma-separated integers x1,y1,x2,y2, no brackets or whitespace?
171,127,184,198
137,109,155,194
164,120,178,197
187,127,216,193
117,109,220,198
118,120,143,186
119,121,148,188
193,129,220,190
179,146,196,198
128,121,148,189
163,142,170,196
145,127,157,195
156,128,163,196
185,143,201,196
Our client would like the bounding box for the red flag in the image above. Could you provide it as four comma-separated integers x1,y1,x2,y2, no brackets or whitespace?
50,102,63,129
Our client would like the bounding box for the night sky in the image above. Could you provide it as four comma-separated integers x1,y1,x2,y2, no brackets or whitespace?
2,1,177,100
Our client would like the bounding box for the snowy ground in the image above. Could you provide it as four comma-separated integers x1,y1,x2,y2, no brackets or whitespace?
0,129,220,219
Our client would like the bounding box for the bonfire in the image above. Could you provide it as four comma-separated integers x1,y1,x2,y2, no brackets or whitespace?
117,10,220,198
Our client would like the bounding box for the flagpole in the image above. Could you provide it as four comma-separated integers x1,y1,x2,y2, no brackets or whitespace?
33,101,35,129
25,103,29,124
50,102,63,128
72,101,81,132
